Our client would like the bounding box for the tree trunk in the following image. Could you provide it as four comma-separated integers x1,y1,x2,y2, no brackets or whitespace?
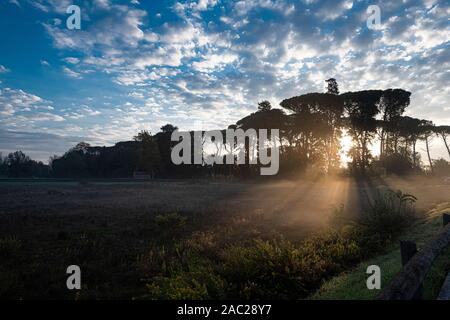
442,133,450,158
425,135,433,173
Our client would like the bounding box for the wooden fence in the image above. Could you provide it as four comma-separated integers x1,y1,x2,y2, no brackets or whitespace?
377,213,450,300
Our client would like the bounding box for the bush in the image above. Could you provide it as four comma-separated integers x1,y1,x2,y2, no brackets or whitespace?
0,236,21,260
155,213,187,232
219,239,307,299
145,267,226,299
142,189,417,299
154,212,187,241
142,235,363,299
357,188,416,241
433,158,450,176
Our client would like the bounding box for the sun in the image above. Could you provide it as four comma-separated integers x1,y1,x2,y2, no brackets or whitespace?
339,131,353,166
339,131,381,167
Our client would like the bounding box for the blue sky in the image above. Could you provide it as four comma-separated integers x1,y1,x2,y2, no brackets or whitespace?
0,0,449,162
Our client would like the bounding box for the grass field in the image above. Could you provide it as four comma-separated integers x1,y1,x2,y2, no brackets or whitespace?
0,176,449,299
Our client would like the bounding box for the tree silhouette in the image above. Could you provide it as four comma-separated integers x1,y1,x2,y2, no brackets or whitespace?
436,125,450,158
280,92,344,172
378,89,411,157
134,130,162,176
155,124,179,176
326,78,339,95
418,120,435,173
341,90,383,172
257,100,272,112
395,116,424,169
5,83,448,179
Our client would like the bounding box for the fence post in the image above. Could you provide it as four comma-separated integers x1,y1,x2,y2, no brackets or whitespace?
444,213,450,227
400,240,417,266
400,240,423,299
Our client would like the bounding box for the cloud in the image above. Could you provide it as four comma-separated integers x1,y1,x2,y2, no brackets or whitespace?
7,0,447,161
9,0,20,7
64,57,80,64
0,86,66,127
0,65,10,73
0,129,85,162
29,0,73,13
21,112,66,122
0,87,43,115
192,53,239,72
62,67,83,79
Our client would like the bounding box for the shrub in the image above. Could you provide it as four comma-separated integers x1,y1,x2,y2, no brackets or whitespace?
155,212,187,232
145,267,226,300
219,239,307,299
142,189,416,300
358,188,416,241
0,236,21,260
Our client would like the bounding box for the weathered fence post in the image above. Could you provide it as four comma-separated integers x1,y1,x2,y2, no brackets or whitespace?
443,213,450,227
400,240,423,299
378,220,450,300
400,240,417,266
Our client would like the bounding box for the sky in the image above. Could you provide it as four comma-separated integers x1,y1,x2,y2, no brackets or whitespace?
0,0,449,162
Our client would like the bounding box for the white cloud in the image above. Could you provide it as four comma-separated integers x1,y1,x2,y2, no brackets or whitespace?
0,87,43,116
22,112,66,122
33,0,450,155
29,0,73,13
192,53,238,72
0,65,10,73
64,57,80,64
62,67,83,79
9,0,20,7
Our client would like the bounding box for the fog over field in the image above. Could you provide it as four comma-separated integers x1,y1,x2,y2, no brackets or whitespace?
2,175,449,233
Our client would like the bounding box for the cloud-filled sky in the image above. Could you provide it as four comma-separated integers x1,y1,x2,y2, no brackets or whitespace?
0,0,449,162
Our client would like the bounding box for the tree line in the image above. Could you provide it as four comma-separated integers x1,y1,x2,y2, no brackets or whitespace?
1,79,450,178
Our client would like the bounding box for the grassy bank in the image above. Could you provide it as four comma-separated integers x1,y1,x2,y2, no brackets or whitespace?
311,202,450,300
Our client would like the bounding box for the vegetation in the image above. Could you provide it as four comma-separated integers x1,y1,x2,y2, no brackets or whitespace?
138,188,417,299
312,202,450,300
0,179,423,299
2,80,450,179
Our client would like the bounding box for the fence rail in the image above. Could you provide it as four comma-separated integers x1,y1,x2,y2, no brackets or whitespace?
377,213,450,300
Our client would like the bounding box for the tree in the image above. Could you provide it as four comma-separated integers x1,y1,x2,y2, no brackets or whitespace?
160,124,178,134
236,107,287,175
155,124,179,176
378,89,411,156
325,78,339,95
280,93,344,172
418,120,435,173
436,125,450,158
341,90,384,172
134,130,162,176
71,142,91,154
3,151,49,177
257,100,272,112
395,116,424,169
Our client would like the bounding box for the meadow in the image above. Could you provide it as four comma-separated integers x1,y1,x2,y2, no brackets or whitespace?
0,176,449,299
